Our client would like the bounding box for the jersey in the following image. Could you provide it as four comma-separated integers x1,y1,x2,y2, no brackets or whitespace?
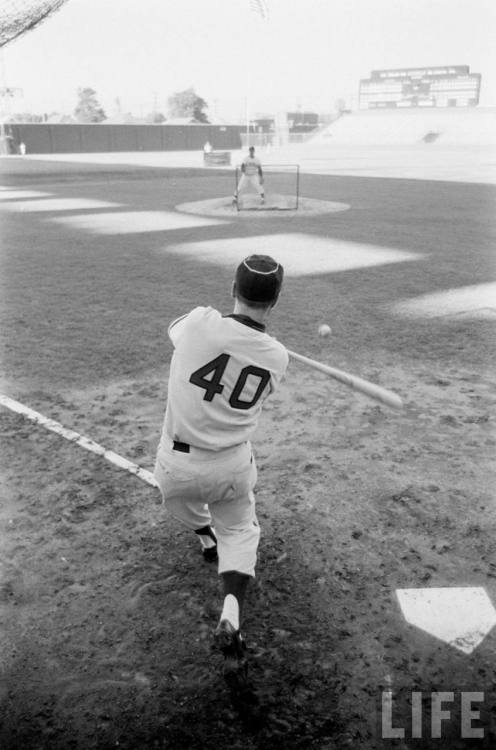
158,306,288,451
242,155,262,177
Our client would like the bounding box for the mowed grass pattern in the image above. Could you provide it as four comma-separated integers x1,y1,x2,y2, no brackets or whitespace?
0,159,495,749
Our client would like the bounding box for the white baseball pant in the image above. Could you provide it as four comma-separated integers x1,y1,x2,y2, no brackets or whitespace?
236,173,264,197
154,440,260,577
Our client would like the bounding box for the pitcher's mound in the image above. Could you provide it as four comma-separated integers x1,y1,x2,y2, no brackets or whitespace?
176,195,350,218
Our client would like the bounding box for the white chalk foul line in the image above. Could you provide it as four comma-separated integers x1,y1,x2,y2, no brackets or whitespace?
0,393,159,489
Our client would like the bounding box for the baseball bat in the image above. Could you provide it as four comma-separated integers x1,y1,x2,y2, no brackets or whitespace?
286,349,403,410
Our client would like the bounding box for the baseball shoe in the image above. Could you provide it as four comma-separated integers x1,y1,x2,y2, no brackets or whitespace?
202,545,218,563
214,619,248,688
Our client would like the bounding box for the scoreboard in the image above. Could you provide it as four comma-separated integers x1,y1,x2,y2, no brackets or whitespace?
359,66,481,109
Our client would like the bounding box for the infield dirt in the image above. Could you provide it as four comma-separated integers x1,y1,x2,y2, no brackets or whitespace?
0,160,495,749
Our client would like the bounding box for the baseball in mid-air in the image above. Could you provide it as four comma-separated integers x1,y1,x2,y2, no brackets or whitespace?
318,324,332,337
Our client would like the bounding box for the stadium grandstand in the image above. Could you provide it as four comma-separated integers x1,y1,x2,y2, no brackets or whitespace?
308,64,496,146
310,106,496,146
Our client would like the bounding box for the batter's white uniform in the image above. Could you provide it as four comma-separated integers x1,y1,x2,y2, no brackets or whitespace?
154,306,288,576
236,155,264,198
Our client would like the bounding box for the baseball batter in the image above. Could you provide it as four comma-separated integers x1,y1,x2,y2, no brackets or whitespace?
154,255,288,683
234,146,265,205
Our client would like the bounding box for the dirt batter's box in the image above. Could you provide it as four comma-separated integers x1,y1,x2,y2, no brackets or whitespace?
234,163,300,211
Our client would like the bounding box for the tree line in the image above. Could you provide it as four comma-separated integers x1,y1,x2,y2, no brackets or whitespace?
7,87,210,124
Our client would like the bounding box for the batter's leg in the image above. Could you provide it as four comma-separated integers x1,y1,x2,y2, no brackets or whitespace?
195,524,218,563
154,456,215,560
209,453,259,653
214,571,251,689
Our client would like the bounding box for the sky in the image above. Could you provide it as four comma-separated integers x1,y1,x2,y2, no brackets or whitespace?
1,0,495,121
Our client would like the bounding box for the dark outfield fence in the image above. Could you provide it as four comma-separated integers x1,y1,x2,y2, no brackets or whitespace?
6,123,245,155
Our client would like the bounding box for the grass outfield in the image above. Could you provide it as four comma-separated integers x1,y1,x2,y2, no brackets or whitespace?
0,158,495,749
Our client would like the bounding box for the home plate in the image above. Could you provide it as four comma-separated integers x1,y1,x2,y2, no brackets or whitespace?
396,587,496,654
165,233,422,276
49,210,226,234
0,198,122,212
389,283,496,319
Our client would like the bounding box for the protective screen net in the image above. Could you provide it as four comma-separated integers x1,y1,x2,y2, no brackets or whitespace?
0,0,68,47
